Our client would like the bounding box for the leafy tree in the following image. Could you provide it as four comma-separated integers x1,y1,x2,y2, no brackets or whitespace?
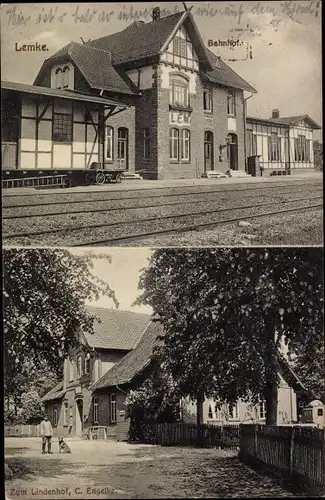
3,249,117,403
136,248,323,425
290,346,324,402
313,140,323,170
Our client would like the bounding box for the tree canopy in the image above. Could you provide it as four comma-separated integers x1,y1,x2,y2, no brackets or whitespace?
3,248,117,400
136,248,323,424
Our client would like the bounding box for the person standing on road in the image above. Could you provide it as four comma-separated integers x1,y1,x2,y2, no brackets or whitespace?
40,415,53,454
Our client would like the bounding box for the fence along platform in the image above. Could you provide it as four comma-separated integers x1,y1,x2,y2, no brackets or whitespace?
239,424,325,495
2,174,67,190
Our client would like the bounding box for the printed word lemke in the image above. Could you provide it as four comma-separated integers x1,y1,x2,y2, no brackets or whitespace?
15,42,48,52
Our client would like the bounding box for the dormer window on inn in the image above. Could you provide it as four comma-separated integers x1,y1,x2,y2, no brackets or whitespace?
51,62,74,90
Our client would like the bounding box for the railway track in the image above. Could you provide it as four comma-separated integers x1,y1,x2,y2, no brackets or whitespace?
3,186,323,220
2,179,322,209
3,197,322,246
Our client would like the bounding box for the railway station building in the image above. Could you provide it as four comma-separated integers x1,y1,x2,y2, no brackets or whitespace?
1,6,320,182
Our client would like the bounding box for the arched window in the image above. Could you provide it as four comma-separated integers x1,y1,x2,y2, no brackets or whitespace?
227,90,236,116
117,127,128,169
84,353,91,375
55,67,63,89
169,75,189,107
169,128,179,160
62,66,70,89
181,129,190,161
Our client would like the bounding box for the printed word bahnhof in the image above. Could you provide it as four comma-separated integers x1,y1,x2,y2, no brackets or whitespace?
1,7,320,183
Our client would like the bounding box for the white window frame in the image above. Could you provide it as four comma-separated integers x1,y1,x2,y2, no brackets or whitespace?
93,397,99,424
55,67,63,89
62,65,70,89
110,394,117,423
227,90,236,116
259,401,266,419
203,88,213,112
173,36,186,57
208,404,213,419
181,129,190,161
169,75,189,107
169,128,179,161
105,126,114,161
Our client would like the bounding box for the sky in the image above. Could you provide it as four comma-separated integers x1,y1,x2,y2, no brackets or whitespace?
70,247,153,314
1,1,322,140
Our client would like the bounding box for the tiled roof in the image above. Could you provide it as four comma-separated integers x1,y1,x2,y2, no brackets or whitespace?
1,81,126,107
84,306,151,351
87,13,185,65
41,382,65,402
91,321,163,390
247,114,321,130
204,49,257,93
34,42,139,95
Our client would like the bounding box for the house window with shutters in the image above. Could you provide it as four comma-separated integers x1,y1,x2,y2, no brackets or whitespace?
228,403,239,420
259,401,266,419
173,36,187,57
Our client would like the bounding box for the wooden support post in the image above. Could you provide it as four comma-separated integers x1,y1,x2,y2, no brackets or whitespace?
289,426,295,475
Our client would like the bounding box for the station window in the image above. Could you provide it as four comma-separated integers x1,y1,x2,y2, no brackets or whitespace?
105,126,113,161
53,113,72,143
173,36,187,57
93,397,99,424
110,394,117,423
142,128,150,159
203,88,213,112
227,91,236,116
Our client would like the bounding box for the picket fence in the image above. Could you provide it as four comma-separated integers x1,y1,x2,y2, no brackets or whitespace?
5,424,42,437
132,421,240,449
239,424,325,495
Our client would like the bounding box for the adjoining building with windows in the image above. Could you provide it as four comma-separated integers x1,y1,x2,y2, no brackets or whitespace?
41,307,151,439
246,110,321,175
42,306,314,439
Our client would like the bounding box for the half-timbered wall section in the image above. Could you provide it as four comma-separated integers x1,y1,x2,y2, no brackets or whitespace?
289,120,314,169
19,95,100,170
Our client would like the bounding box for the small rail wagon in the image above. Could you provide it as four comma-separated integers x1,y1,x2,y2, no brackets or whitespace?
1,81,134,188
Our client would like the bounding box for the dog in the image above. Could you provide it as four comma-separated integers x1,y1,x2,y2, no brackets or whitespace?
58,437,71,454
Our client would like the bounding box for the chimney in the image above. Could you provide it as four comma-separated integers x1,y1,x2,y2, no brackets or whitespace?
152,7,161,21
272,109,280,119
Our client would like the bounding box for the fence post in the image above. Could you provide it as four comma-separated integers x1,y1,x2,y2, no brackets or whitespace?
254,424,258,458
289,426,295,475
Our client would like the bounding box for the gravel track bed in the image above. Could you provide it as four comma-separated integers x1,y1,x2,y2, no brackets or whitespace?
3,193,321,238
3,186,323,219
2,180,322,208
5,199,322,246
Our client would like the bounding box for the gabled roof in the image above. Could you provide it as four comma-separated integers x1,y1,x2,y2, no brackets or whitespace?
1,81,127,107
86,10,212,69
34,42,139,95
91,321,163,390
277,352,308,393
247,114,321,130
204,48,257,93
41,382,65,402
83,306,151,351
271,115,321,130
